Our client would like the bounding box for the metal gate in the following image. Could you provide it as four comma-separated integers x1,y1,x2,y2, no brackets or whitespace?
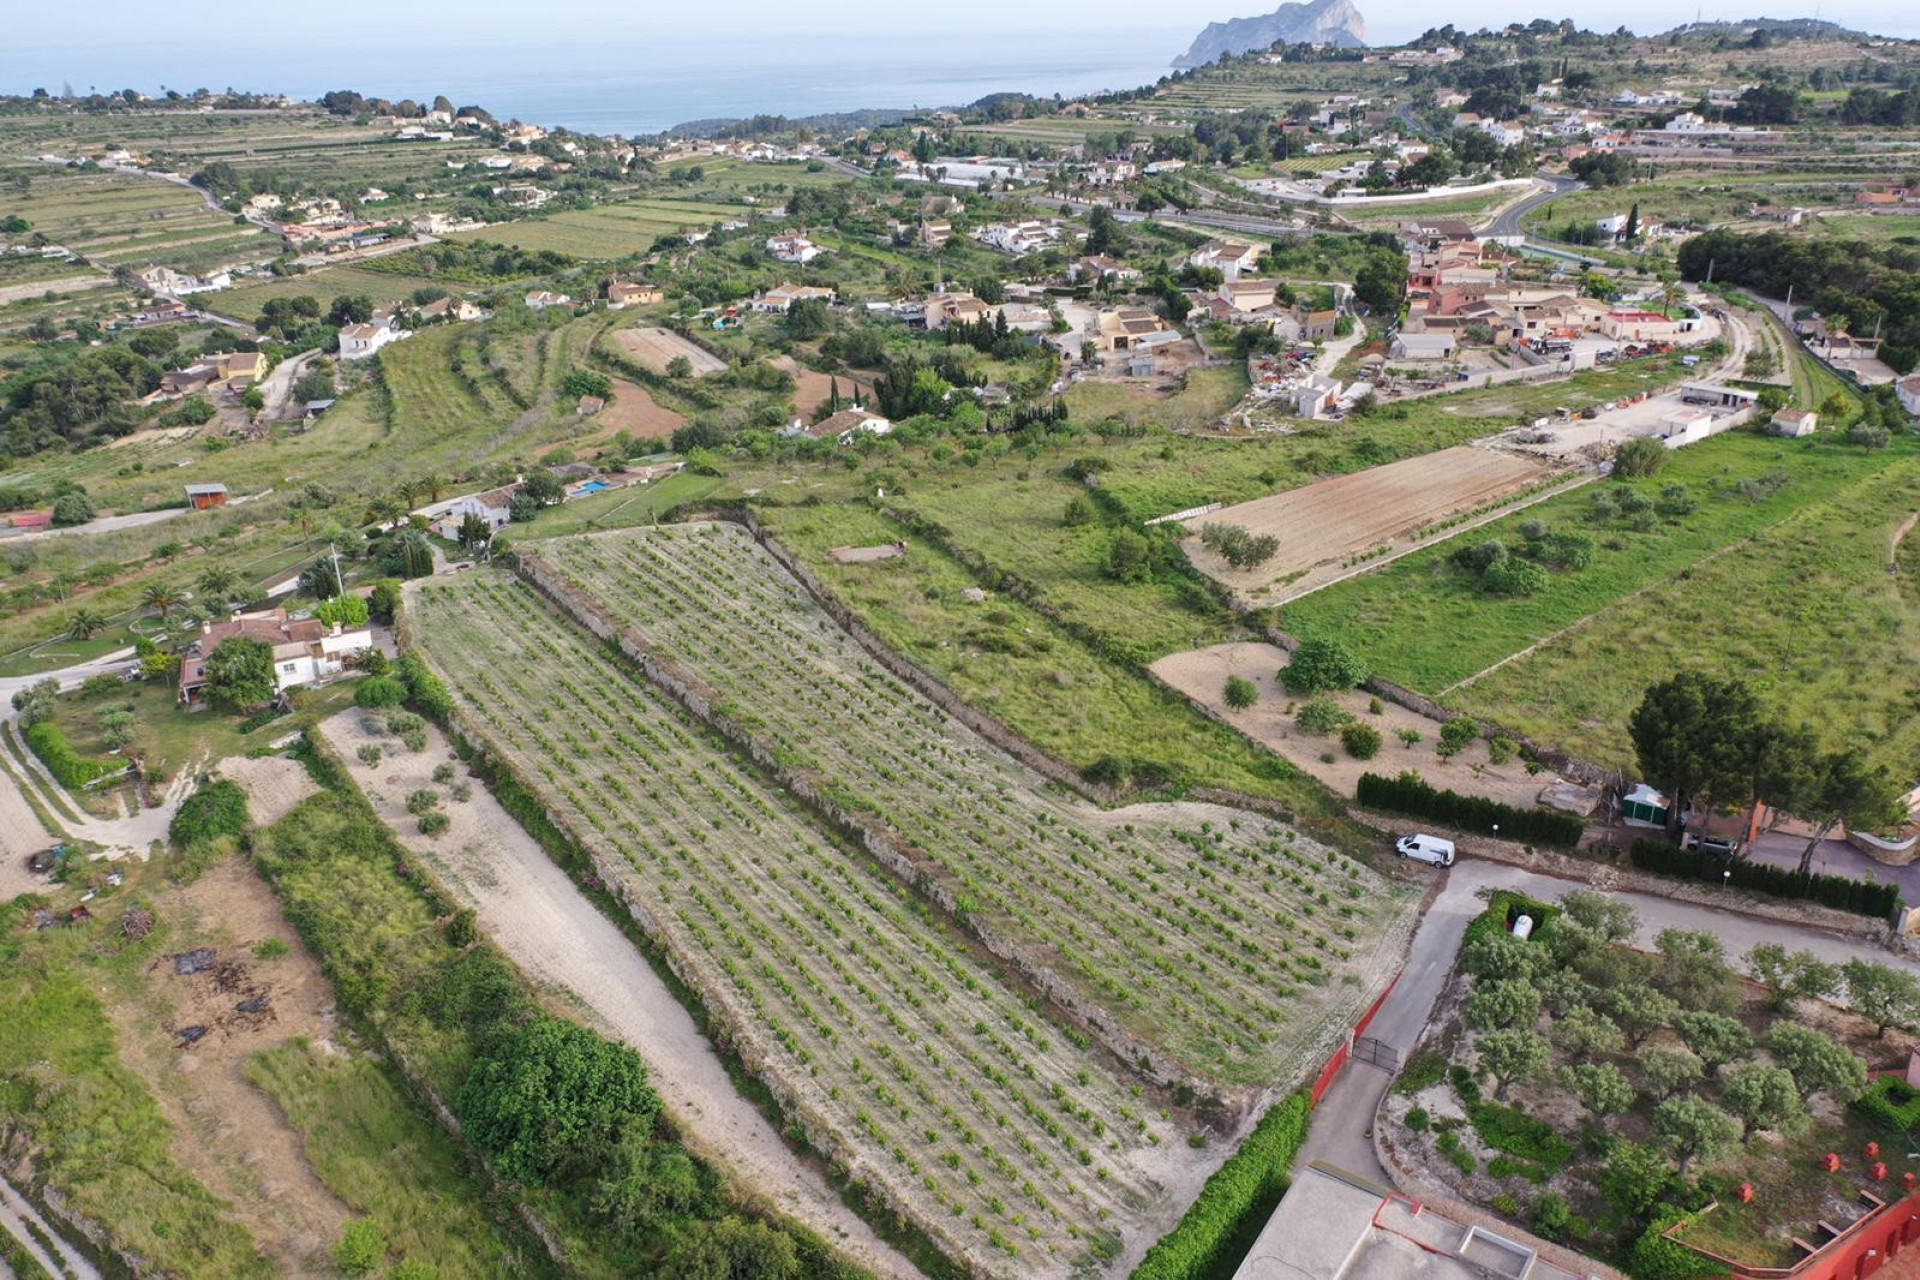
1352,1036,1398,1071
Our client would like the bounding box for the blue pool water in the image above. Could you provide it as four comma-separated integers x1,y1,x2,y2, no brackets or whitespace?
574,481,610,496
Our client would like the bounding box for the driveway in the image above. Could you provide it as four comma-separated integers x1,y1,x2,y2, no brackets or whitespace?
1295,857,1920,1179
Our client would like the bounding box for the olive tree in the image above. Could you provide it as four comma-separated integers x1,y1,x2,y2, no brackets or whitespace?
1551,1007,1625,1058
1767,1025,1868,1101
1746,943,1840,1010
1843,959,1920,1038
1604,984,1679,1049
1641,1047,1704,1100
1464,979,1543,1032
1721,1063,1803,1140
1565,1062,1634,1122
1671,1011,1753,1077
1479,1029,1551,1099
1655,1096,1742,1176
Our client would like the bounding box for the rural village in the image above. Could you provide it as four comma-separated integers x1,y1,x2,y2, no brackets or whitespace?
5,6,1920,1280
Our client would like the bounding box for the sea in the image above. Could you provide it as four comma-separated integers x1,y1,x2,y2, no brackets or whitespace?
1,27,1194,137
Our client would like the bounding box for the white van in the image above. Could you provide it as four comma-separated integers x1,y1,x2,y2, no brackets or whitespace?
1394,834,1456,868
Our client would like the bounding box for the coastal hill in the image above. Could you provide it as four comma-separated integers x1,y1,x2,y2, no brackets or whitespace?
1171,0,1367,69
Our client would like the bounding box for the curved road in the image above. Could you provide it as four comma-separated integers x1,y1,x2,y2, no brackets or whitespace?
1297,856,1919,1183
1481,172,1583,239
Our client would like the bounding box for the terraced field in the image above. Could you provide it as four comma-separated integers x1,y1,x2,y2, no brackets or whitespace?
0,169,268,273
410,572,1191,1276
532,523,1413,1091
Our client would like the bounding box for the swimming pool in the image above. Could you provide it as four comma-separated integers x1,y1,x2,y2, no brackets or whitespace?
573,481,610,495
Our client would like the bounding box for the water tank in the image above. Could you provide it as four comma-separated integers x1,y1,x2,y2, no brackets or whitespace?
1512,915,1535,942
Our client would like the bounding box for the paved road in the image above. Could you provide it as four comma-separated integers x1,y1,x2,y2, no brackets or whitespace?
0,507,192,544
1481,173,1583,239
1295,857,1918,1180
0,1173,103,1280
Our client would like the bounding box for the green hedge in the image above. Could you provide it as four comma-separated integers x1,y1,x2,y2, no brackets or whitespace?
1852,1075,1920,1132
1628,838,1900,919
1463,890,1560,951
1356,771,1584,848
1133,1092,1311,1280
24,720,124,789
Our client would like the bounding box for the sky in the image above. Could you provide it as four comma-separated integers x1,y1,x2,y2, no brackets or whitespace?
4,0,1917,116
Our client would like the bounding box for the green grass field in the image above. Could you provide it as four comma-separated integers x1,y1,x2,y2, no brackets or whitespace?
1277,430,1913,717
446,198,744,259
211,266,454,323
1449,455,1920,772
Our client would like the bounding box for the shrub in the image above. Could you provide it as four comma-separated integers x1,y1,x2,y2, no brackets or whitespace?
418,811,451,837
314,595,370,629
355,676,408,708
1531,1191,1572,1240
1613,436,1669,479
1482,555,1547,597
1295,699,1353,735
253,937,291,960
1453,539,1507,573
1356,772,1583,847
1468,1101,1575,1165
1199,522,1280,570
1224,675,1259,710
1628,838,1898,918
334,1218,386,1276
1341,723,1382,760
1284,636,1368,694
357,744,383,767
25,720,124,789
51,491,96,526
396,652,453,719
406,788,440,816
1133,1093,1311,1280
170,779,249,847
1487,737,1518,766
1404,1107,1430,1132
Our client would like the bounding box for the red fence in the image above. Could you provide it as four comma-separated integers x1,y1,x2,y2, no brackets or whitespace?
1674,1187,1920,1280
1311,974,1401,1104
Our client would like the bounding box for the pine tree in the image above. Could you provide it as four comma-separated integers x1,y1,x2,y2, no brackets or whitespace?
828,377,840,414
1623,202,1640,243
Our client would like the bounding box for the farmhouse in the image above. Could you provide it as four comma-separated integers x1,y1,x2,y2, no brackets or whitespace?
978,220,1065,256
753,284,837,313
339,322,402,360
923,292,993,331
1189,240,1263,281
1299,310,1341,342
607,282,663,309
1600,309,1692,342
767,233,823,263
525,290,573,310
416,296,486,322
1771,408,1818,437
1680,382,1760,412
1092,307,1180,353
178,608,372,705
808,407,893,444
184,484,228,511
1219,280,1280,313
431,486,518,540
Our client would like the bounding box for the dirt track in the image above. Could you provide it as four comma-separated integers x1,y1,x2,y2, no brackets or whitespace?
1186,447,1551,595
318,713,918,1279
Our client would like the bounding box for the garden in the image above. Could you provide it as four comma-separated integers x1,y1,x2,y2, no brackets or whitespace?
409,570,1191,1275
1380,888,1920,1276
531,523,1416,1093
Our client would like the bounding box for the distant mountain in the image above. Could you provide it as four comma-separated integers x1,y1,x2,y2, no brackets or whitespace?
1172,0,1367,69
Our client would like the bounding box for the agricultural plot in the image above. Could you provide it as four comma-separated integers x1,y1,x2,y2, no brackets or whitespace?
212,266,447,324
613,326,727,376
1278,433,1917,755
0,170,267,273
533,523,1413,1093
446,199,740,259
1185,447,1556,600
410,572,1190,1276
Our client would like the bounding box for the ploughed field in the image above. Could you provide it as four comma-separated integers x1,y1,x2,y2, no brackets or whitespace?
1186,446,1553,595
411,572,1179,1275
532,523,1413,1092
612,326,728,377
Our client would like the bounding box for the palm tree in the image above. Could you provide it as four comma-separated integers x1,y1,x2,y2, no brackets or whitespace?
196,565,240,602
420,473,448,502
142,582,183,620
396,478,426,508
365,494,408,528
1661,280,1686,319
67,608,107,640
391,528,435,579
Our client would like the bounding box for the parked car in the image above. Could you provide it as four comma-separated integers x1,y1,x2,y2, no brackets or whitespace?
1395,834,1456,868
1684,833,1742,857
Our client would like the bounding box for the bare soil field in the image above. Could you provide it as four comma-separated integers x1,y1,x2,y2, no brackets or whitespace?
772,355,872,417
107,854,352,1271
593,378,684,439
216,754,318,827
1185,446,1553,597
0,755,55,902
1149,642,1577,811
612,326,726,377
317,712,919,1279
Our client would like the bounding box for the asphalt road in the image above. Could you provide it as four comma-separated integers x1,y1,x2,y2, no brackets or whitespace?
1294,857,1920,1182
1481,173,1583,238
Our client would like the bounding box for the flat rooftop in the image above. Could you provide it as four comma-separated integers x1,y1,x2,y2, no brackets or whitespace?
1234,1163,1588,1280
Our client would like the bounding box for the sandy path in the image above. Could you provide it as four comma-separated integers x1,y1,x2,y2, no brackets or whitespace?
0,748,56,903
0,1174,103,1280
215,755,318,827
318,713,918,1279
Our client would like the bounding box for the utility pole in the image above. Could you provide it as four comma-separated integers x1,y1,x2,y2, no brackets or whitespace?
329,542,345,598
